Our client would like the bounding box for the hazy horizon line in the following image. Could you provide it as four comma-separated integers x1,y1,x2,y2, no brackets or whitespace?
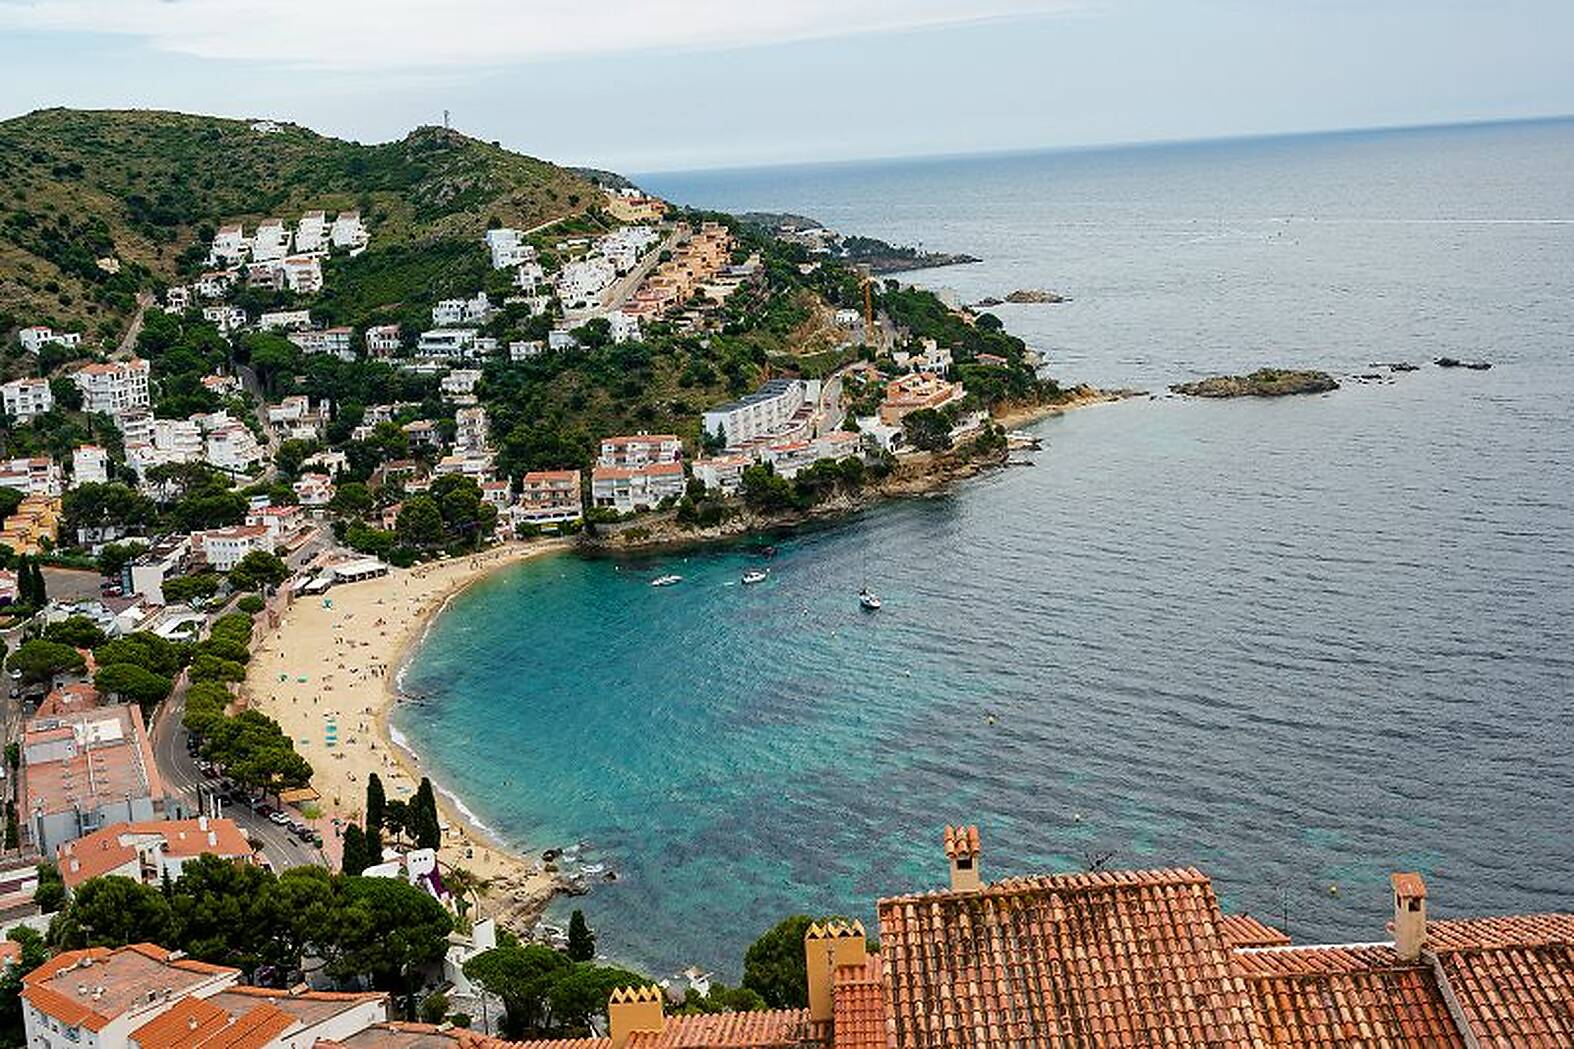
632,111,1574,181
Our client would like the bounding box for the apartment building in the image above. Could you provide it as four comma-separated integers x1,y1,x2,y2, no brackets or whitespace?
590,461,685,514
598,433,682,468
517,469,583,524
21,703,164,854
72,359,150,417
193,525,272,571
72,445,109,485
701,378,817,449
2,377,54,420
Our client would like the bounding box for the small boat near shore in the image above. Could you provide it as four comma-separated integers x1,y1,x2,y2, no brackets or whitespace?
651,574,683,587
742,569,768,585
1005,430,1043,450
859,587,882,611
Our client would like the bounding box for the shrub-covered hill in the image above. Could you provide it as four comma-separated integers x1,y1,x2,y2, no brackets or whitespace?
0,108,599,345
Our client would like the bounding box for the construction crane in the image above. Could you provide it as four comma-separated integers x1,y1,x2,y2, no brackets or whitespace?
858,264,875,351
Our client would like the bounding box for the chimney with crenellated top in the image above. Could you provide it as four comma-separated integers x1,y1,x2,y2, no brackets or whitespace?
608,985,665,1049
1391,872,1428,961
804,919,868,1022
945,824,982,892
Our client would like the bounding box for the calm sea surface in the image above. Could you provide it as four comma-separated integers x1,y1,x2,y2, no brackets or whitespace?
398,120,1574,979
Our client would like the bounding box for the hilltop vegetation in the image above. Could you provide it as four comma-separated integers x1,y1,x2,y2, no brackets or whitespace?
0,108,598,343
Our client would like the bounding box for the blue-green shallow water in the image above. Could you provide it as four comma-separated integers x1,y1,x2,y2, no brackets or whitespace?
398,120,1574,978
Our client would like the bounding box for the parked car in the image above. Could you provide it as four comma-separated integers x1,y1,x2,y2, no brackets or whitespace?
254,803,275,817
268,811,290,825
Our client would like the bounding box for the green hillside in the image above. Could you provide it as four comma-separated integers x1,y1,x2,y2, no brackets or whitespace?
0,108,598,346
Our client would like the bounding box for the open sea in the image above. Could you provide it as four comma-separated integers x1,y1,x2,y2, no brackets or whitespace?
396,119,1574,980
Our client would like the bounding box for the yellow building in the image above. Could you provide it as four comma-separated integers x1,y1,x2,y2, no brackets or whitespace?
0,494,61,555
604,191,668,223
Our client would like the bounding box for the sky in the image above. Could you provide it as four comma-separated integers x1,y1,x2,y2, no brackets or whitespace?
2,0,1572,174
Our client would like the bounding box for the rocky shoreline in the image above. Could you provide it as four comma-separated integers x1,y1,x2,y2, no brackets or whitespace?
1170,368,1338,398
581,387,1135,554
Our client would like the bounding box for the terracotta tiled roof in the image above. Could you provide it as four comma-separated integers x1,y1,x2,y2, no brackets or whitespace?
509,1039,610,1049
130,995,231,1047
832,954,887,1049
196,1001,297,1048
1392,872,1428,899
1435,938,1574,1047
628,1007,813,1049
877,867,1260,1048
941,825,978,861
58,832,139,888
23,943,235,1031
1234,945,1465,1046
1218,913,1292,949
1426,914,1574,952
322,1023,531,1047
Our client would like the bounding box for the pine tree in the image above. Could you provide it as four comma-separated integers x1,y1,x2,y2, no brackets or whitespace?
342,823,368,875
365,772,386,835
413,778,441,850
567,909,595,962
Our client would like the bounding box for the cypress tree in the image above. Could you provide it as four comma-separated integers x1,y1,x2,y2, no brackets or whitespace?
342,823,368,875
366,826,384,868
29,560,47,606
365,772,386,835
413,778,440,850
567,909,595,962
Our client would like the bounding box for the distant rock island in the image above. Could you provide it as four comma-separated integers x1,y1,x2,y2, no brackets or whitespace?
1170,368,1339,398
1004,289,1070,304
736,211,980,274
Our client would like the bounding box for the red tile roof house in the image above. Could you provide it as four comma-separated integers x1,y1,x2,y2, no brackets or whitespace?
322,825,1574,1049
56,816,255,894
29,828,1574,1049
22,942,386,1049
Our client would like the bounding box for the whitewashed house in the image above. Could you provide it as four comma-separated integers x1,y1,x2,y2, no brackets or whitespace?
72,359,150,417
71,445,109,486
365,324,402,357
295,210,328,253
431,292,492,326
485,227,533,268
288,327,354,359
440,369,483,401
251,218,291,262
1,378,53,421
418,328,479,357
17,326,81,354
280,255,323,294
208,225,249,266
331,210,369,252
257,309,313,331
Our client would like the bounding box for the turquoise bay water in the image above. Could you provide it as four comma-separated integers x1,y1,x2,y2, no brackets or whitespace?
398,120,1574,978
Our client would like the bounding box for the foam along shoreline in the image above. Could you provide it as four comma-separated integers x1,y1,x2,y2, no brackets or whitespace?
243,537,574,934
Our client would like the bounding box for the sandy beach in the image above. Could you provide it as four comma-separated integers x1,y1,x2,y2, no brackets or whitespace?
242,537,573,933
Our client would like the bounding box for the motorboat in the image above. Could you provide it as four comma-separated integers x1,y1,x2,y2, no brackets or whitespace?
859,587,882,611
651,574,683,587
742,569,768,585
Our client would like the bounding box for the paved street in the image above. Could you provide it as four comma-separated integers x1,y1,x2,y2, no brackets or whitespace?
150,670,329,872
561,228,680,327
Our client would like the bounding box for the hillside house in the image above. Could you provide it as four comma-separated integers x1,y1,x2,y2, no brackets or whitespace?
2,377,54,421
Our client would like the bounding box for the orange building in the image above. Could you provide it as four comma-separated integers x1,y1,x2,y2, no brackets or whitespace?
877,371,963,425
